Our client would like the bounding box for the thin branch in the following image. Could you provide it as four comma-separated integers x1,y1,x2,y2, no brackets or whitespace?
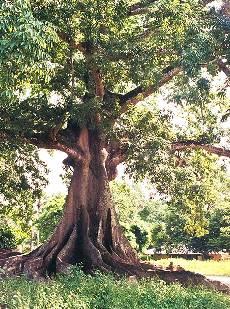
58,29,105,122
171,141,230,158
91,68,105,99
221,109,230,122
138,28,158,40
70,48,75,102
57,31,87,54
129,7,150,16
128,0,158,16
200,0,215,5
218,59,230,77
50,49,76,142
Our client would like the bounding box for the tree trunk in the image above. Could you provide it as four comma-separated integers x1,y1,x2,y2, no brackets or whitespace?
0,128,229,293
0,128,138,278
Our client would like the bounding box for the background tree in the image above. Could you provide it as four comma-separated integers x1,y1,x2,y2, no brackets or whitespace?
0,0,229,288
35,194,65,243
149,152,230,253
0,144,47,250
0,225,16,250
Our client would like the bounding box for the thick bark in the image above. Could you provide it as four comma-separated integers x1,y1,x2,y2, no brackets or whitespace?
0,128,229,293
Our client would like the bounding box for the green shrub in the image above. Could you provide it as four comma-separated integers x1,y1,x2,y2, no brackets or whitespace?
130,223,151,252
36,194,65,242
0,226,16,249
0,268,229,309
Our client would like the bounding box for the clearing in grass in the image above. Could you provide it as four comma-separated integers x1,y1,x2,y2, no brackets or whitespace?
153,259,230,276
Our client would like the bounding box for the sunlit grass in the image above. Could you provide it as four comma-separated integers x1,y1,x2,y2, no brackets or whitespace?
0,268,230,309
152,258,230,276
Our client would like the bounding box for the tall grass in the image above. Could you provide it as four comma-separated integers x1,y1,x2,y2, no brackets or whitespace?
153,258,230,276
1,268,230,309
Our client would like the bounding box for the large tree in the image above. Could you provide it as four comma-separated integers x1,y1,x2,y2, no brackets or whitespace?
0,0,230,289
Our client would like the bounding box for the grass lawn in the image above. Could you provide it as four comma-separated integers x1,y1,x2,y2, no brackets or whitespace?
152,258,230,276
0,268,230,309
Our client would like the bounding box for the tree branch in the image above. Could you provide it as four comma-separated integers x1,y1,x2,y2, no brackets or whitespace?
103,137,230,181
128,0,214,16
55,142,83,160
32,134,84,161
0,130,84,161
119,66,182,114
171,141,230,158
